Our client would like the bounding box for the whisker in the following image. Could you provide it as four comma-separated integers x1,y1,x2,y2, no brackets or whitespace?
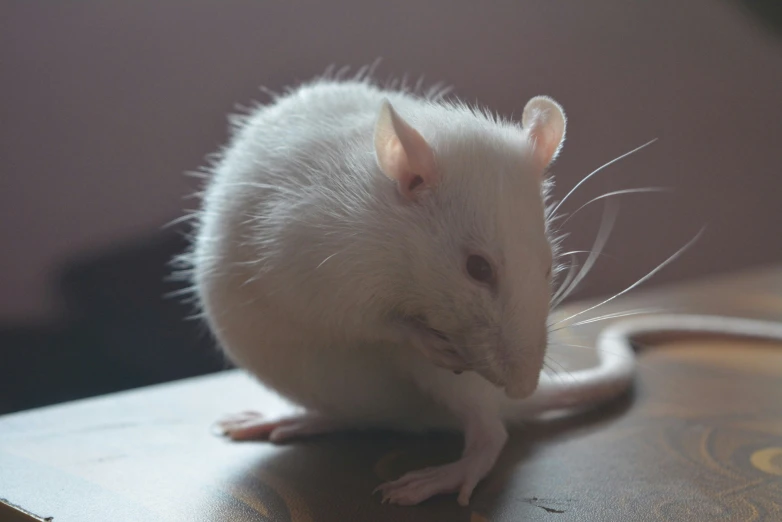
560,187,671,227
550,138,658,217
551,308,664,330
550,228,705,328
547,341,659,376
557,250,617,261
543,357,578,385
549,342,638,362
551,254,579,304
552,201,618,308
541,362,567,386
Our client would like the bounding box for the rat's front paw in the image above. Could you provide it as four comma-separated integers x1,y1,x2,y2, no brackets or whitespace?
213,411,267,440
374,416,506,506
374,458,483,507
213,411,344,442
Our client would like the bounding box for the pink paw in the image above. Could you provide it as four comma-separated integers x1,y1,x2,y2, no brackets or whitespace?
213,411,342,442
375,459,482,506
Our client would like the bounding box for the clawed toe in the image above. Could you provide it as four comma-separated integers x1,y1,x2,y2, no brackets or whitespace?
375,461,478,506
212,411,345,442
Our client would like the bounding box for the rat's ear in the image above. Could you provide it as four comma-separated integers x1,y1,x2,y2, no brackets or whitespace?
522,96,566,170
374,100,438,200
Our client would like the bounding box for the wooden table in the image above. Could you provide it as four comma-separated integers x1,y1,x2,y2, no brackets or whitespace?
2,266,781,521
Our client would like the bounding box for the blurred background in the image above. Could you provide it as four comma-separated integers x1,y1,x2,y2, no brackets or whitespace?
1,0,780,414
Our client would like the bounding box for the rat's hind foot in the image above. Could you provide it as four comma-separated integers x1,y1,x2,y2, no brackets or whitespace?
214,411,345,442
375,415,507,506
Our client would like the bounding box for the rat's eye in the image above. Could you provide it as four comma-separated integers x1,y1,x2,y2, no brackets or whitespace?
466,255,494,284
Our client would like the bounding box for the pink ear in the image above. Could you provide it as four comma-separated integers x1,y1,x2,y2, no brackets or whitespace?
374,100,438,200
522,96,566,170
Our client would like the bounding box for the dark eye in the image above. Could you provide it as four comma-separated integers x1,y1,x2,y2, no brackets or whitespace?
466,255,494,284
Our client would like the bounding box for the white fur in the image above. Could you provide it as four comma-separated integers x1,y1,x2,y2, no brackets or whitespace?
187,74,597,432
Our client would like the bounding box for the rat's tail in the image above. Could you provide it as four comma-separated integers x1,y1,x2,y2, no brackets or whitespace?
509,314,782,420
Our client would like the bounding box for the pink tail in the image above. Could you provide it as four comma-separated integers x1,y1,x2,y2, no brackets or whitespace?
515,314,782,418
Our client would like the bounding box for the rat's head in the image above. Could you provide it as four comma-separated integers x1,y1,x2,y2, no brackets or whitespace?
374,96,566,399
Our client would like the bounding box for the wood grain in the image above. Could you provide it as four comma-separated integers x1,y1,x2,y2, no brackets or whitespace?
1,265,781,521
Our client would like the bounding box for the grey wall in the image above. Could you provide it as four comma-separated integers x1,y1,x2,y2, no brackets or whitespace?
2,0,781,322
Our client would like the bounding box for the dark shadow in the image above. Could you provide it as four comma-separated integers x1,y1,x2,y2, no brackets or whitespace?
0,226,230,415
728,0,782,35
202,391,635,521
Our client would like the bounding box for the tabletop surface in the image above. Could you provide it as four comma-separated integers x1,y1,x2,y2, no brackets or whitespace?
1,266,781,521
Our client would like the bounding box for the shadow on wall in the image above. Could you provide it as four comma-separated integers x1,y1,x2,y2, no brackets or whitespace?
734,0,782,34
0,228,231,415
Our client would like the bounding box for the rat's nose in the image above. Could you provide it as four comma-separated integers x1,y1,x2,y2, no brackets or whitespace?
504,374,539,399
503,357,542,399
502,339,546,399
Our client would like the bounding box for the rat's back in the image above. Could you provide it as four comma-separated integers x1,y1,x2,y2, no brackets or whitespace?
193,79,388,287
187,79,451,427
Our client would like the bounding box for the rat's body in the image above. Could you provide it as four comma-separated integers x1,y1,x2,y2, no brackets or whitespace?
189,74,632,505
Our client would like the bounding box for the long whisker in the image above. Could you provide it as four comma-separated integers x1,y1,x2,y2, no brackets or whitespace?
542,361,570,386
550,138,658,217
550,308,664,331
552,201,618,308
547,342,658,376
563,308,662,327
558,250,617,260
560,187,671,227
550,228,705,328
554,331,681,375
551,254,579,304
550,306,661,327
549,342,637,361
543,356,578,384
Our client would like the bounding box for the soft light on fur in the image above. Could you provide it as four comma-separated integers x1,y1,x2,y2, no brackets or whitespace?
180,69,640,506
191,73,558,413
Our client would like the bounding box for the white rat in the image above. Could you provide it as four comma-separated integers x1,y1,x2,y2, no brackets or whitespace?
184,71,782,506
185,71,629,506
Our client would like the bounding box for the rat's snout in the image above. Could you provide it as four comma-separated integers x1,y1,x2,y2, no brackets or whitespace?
504,369,540,399
500,334,548,400
474,338,545,399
